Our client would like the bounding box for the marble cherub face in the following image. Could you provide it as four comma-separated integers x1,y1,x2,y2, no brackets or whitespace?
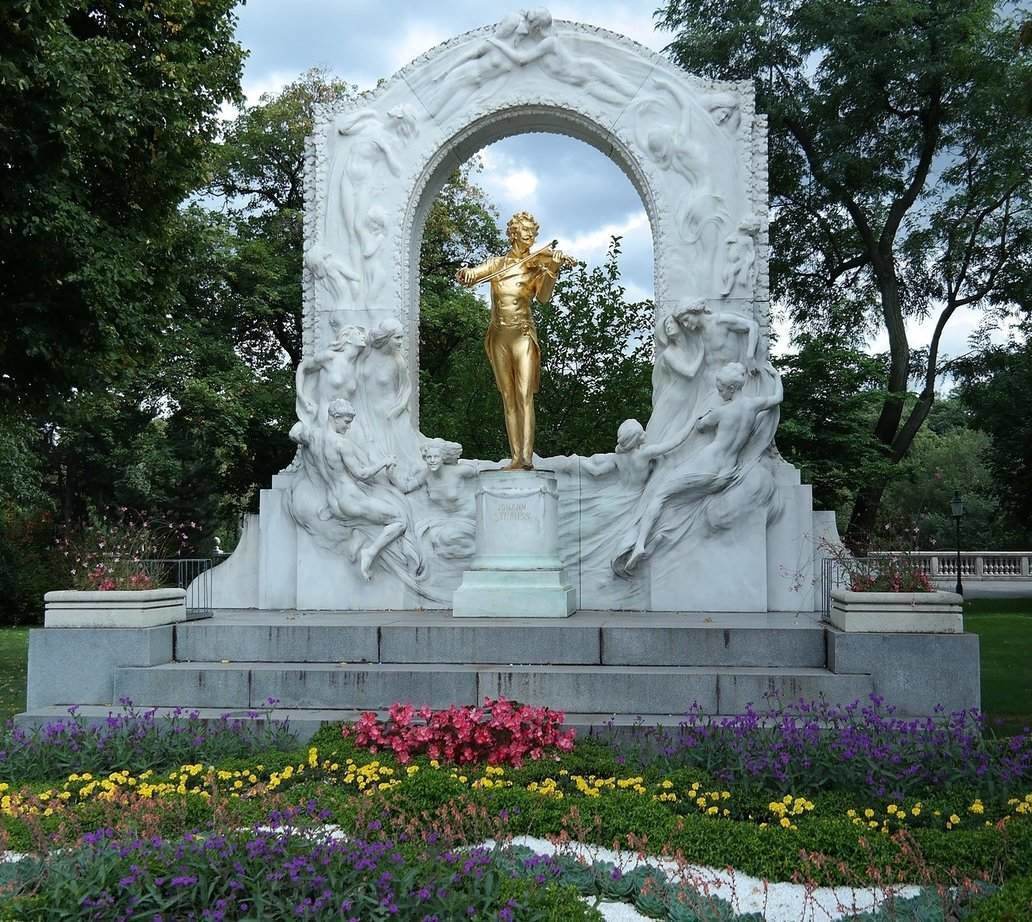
330,412,355,435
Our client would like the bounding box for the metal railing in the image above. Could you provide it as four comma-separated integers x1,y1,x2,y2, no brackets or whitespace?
139,558,216,617
821,551,1032,614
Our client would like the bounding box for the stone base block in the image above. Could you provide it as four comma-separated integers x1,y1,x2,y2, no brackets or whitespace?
830,590,963,633
452,568,576,618
827,627,980,715
44,589,187,628
27,625,173,708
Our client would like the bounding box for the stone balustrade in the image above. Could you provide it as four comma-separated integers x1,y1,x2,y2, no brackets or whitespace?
872,551,1031,580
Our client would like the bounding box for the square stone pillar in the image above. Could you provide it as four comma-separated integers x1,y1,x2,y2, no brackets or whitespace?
452,470,576,618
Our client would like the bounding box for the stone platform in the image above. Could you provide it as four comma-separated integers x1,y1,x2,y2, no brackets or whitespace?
18,609,981,736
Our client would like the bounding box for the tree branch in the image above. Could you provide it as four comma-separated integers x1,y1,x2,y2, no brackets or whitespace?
878,81,943,251
782,115,879,256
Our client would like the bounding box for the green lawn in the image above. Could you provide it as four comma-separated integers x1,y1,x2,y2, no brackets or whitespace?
0,601,1029,731
964,598,1032,736
0,626,28,724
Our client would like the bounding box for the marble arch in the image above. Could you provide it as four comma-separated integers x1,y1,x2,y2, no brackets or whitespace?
207,11,830,615
302,13,771,414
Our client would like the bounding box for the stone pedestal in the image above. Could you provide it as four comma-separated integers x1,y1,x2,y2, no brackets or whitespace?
830,590,964,633
44,588,187,628
452,470,576,618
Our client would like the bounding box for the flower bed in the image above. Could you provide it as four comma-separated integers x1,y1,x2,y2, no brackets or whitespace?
0,698,1029,919
343,697,576,765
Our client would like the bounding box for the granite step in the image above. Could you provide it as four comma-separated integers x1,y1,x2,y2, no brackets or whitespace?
173,611,828,668
114,661,872,715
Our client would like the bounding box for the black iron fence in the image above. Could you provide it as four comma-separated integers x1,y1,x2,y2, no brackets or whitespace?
139,558,217,617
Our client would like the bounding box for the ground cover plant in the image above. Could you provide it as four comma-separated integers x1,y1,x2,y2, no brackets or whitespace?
0,697,1028,919
0,702,295,780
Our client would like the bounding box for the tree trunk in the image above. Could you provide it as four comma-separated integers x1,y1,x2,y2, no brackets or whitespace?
844,265,907,552
844,481,889,556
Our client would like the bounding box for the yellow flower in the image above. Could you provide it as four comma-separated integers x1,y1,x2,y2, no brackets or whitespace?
864,808,875,819
887,804,897,814
949,814,961,825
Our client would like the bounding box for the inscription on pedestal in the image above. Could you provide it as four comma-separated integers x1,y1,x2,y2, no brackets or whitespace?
493,502,533,523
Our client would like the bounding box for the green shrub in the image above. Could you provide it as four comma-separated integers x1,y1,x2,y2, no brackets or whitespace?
968,872,1032,921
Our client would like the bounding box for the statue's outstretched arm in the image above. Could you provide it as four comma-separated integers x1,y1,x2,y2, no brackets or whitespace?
581,453,617,477
455,257,502,286
717,313,759,359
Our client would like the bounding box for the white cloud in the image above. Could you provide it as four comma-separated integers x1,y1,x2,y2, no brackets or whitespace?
500,169,539,202
559,211,652,261
552,2,667,52
386,22,449,74
242,69,298,106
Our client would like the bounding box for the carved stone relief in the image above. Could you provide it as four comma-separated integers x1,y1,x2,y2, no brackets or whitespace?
263,11,794,609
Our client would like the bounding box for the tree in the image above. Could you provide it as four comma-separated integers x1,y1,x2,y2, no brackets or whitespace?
657,0,1031,551
207,69,358,370
0,0,245,406
536,239,654,457
774,333,888,517
878,398,1010,549
955,329,1032,540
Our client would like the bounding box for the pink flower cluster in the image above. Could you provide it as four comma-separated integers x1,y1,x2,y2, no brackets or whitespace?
342,697,576,766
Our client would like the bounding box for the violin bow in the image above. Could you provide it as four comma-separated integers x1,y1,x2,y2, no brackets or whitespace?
465,239,562,285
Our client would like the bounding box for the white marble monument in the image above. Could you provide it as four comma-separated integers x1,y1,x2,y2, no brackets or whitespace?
204,10,825,614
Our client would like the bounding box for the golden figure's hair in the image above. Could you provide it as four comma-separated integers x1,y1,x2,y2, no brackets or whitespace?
506,211,540,241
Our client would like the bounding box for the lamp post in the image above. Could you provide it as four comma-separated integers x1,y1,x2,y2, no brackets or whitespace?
950,491,965,596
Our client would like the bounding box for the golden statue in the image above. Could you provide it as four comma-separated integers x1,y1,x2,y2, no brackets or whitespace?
456,212,575,470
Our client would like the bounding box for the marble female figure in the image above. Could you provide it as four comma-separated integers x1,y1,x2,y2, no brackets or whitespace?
421,11,532,122
361,317,425,482
410,438,477,559
294,323,367,428
333,105,417,307
646,302,760,444
290,399,419,580
484,8,638,108
614,362,783,575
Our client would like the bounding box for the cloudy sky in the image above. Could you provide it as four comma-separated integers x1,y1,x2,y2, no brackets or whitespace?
232,0,1011,362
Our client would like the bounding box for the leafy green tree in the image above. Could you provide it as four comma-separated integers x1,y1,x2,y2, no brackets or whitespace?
536,239,654,458
657,0,1032,551
0,0,245,406
207,69,358,369
774,334,889,517
878,399,1008,549
955,330,1032,540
